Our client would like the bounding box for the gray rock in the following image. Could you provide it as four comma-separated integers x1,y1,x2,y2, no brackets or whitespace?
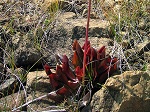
89,27,109,38
5,33,42,68
78,37,113,50
0,90,25,111
0,76,16,98
14,49,42,68
41,25,72,66
91,71,150,112
72,25,109,39
72,26,86,39
26,70,56,111
59,12,76,19
0,66,27,98
58,12,110,39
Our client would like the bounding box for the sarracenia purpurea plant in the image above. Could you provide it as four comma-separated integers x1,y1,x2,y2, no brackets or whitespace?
44,0,118,109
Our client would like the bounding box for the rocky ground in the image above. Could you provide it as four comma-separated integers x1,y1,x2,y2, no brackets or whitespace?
0,0,150,111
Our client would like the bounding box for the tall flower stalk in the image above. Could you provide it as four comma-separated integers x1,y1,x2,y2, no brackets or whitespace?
83,0,92,85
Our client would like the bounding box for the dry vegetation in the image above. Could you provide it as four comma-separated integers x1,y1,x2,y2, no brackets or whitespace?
0,0,149,111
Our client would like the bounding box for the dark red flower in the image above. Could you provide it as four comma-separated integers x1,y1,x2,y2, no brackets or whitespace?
44,40,118,102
